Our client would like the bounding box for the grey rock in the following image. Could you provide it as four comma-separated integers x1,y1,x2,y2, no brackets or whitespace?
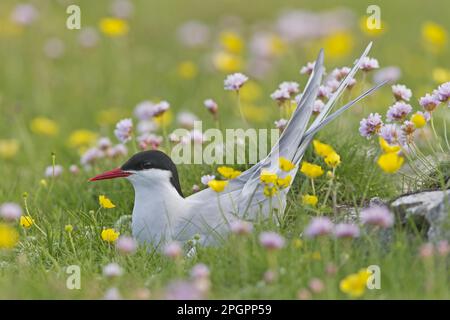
390,190,450,241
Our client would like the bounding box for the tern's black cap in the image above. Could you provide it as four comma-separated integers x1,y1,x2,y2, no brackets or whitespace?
121,150,183,197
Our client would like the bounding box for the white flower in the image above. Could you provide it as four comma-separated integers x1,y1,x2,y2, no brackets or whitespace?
224,73,248,91
114,119,133,143
103,263,123,278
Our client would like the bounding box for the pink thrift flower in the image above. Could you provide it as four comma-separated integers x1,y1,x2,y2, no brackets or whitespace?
230,220,253,235
334,223,360,239
259,232,285,250
0,202,22,221
224,73,248,91
359,113,383,138
114,118,133,143
419,93,440,112
360,206,394,228
304,217,334,238
391,84,412,101
163,241,183,259
116,236,137,255
359,57,379,71
386,101,412,122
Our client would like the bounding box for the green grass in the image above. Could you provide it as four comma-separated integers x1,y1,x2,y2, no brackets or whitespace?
0,0,449,299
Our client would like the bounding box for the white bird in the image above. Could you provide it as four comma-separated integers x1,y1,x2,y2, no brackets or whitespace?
90,43,385,248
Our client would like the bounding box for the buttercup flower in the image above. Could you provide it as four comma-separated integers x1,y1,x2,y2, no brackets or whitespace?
0,224,19,249
101,228,120,242
20,215,34,229
0,139,19,159
359,113,383,138
99,195,116,209
217,166,241,179
263,185,278,197
410,112,428,128
99,17,129,37
360,206,394,228
302,194,318,207
304,217,334,238
325,152,341,168
391,84,412,101
259,232,285,250
379,137,401,153
114,118,133,143
64,224,73,233
0,203,22,221
300,162,324,179
386,101,412,122
276,175,292,189
207,180,228,192
340,269,370,298
177,61,198,79
224,73,248,91
279,157,296,171
260,170,278,184
377,152,404,174
30,117,59,136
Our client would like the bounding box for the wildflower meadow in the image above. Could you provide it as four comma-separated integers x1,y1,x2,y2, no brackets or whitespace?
0,0,449,301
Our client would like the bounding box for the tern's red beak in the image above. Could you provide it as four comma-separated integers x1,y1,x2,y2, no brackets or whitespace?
89,168,131,181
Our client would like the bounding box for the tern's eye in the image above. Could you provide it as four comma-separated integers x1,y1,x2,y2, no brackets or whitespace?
142,161,153,170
